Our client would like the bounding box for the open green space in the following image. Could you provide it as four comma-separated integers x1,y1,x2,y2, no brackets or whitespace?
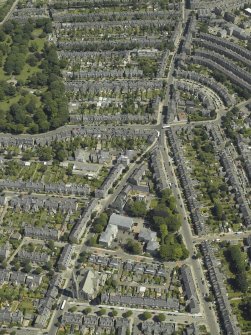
0,19,68,134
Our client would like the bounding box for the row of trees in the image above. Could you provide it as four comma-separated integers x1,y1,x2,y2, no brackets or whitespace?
150,189,182,233
226,245,248,293
150,189,188,261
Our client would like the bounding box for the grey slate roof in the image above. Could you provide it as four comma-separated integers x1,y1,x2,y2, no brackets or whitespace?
57,244,73,270
138,228,157,242
201,241,241,335
101,293,179,310
108,213,134,230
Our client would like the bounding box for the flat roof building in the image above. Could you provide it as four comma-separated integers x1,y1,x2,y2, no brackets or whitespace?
108,213,133,231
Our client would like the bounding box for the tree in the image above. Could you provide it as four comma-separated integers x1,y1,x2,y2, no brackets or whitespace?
125,239,142,255
44,261,53,271
92,213,108,233
93,223,104,233
226,245,248,292
55,148,67,162
48,240,55,250
95,213,108,225
236,272,248,293
1,260,7,269
0,30,6,42
212,202,223,220
34,267,43,275
83,307,92,315
38,146,52,161
123,310,133,318
23,262,32,273
159,243,172,260
69,306,77,313
227,245,246,274
241,300,251,321
13,261,21,271
22,150,33,161
98,308,106,316
151,203,182,233
27,54,38,67
111,310,118,317
142,311,152,320
159,234,188,261
87,236,97,247
159,224,168,243
127,200,147,217
108,188,114,194
156,313,166,322
29,41,38,52
28,122,39,134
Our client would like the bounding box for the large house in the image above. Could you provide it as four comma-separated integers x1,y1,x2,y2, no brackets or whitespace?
108,213,134,231
99,224,118,247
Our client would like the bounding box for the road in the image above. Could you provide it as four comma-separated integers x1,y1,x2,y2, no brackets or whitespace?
47,134,159,335
194,231,251,243
2,0,248,333
155,16,221,332
49,2,222,334
147,6,220,333
68,300,205,324
160,133,221,335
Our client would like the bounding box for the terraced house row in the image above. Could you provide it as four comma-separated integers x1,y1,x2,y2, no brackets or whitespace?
167,128,206,236
176,69,234,107
208,126,251,228
201,241,240,335
0,126,157,147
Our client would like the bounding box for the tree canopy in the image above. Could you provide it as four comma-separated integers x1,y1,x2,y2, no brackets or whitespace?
0,20,69,134
126,199,147,217
125,239,142,255
226,245,248,293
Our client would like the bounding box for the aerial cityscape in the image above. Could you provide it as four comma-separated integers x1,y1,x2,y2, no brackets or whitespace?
0,0,250,334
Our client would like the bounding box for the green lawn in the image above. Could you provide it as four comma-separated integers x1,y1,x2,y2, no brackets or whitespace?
16,62,40,82
0,95,20,112
0,65,9,81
